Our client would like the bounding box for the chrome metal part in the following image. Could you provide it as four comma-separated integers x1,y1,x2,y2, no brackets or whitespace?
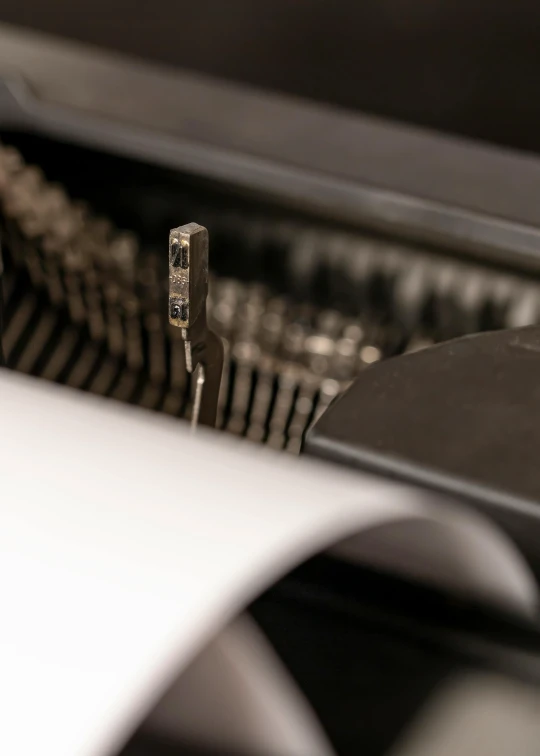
169,223,224,430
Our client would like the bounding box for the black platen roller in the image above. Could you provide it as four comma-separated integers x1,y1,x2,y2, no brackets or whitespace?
305,326,540,575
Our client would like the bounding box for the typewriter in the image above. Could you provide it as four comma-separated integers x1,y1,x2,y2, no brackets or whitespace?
3,9,540,755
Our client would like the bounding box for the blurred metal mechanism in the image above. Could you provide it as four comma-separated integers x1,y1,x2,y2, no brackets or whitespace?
0,138,384,449
3,135,540,450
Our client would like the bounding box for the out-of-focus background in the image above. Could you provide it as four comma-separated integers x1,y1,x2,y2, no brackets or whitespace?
2,0,540,154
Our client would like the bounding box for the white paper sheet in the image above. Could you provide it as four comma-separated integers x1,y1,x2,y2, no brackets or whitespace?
0,372,536,756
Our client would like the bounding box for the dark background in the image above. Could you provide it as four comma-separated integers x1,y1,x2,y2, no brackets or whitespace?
0,1,539,154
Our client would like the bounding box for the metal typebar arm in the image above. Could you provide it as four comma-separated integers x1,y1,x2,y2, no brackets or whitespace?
168,223,224,429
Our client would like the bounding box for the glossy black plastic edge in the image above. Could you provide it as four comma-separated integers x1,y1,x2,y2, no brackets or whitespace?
3,24,540,270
